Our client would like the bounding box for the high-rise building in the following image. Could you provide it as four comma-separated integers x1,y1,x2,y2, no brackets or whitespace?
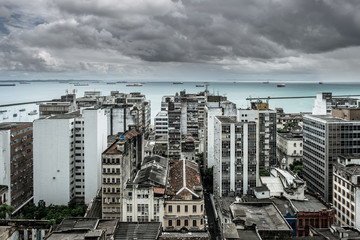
213,116,257,197
333,155,360,228
0,122,33,213
101,129,143,219
237,101,277,170
303,111,360,202
204,100,237,168
33,108,107,205
154,111,168,137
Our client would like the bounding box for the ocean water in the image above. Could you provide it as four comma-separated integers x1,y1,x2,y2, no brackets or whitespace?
1,81,360,123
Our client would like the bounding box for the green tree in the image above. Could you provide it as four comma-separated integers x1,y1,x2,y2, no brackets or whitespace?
0,204,14,219
259,168,270,176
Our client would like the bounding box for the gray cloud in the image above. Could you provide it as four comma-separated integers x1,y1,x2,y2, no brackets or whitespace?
1,0,360,79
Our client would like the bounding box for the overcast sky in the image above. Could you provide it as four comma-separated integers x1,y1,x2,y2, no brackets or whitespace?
1,0,360,81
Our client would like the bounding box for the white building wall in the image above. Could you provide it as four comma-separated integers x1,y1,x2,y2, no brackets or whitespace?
0,130,10,205
230,124,235,192
213,118,222,197
356,188,360,229
312,93,328,115
33,118,72,205
206,107,222,168
83,109,108,204
243,124,249,195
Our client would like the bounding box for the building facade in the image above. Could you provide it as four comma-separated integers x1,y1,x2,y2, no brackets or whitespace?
101,130,143,219
333,155,360,228
237,101,277,170
277,131,303,169
164,160,205,232
0,122,33,212
303,114,360,202
213,116,258,197
33,108,107,205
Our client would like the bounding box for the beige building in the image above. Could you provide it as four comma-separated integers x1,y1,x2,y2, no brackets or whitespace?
122,155,168,223
102,129,142,219
163,160,205,232
277,131,303,169
333,155,360,228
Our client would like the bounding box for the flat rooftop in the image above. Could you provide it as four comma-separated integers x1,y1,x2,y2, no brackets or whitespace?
292,194,328,212
230,202,292,231
306,115,348,123
0,122,32,130
215,116,237,124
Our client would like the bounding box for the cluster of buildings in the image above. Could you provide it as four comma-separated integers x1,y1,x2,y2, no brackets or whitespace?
4,88,360,239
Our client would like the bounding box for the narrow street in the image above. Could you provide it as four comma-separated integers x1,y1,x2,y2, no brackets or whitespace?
204,192,218,240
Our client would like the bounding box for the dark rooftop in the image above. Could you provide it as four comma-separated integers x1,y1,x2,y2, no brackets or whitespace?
0,122,32,130
114,222,161,240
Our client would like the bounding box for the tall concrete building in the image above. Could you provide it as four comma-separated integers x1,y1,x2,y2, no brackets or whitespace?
154,111,168,137
101,129,143,219
204,99,237,168
303,110,360,202
213,116,258,197
0,122,33,213
33,108,107,205
238,101,277,170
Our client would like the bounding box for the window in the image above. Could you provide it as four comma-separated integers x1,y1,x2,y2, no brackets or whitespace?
294,143,296,147
177,205,180,213
177,219,181,226
168,205,172,213
193,220,197,227
193,205,197,213
184,219,188,226
168,220,172,226
185,205,188,212
127,216,132,222
127,204,132,212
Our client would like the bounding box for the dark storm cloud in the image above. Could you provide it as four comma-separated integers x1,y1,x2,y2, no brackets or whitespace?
1,0,360,75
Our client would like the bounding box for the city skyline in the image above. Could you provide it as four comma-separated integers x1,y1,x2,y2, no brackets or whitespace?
1,0,360,81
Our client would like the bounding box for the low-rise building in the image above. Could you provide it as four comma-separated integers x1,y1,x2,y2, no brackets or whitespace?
122,155,168,223
333,155,360,228
164,160,205,232
229,202,293,240
261,168,306,200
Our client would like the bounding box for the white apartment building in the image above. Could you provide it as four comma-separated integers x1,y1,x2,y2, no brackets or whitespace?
237,102,277,170
312,92,360,115
154,111,168,136
33,108,107,205
333,155,360,228
205,101,237,168
213,116,258,197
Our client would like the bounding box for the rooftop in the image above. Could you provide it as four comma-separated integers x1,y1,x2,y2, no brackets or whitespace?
114,222,161,240
46,110,81,119
230,202,292,232
167,160,203,199
272,198,295,216
314,226,360,240
292,194,328,212
103,129,140,154
305,115,348,123
215,116,237,124
134,155,168,187
0,122,32,130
